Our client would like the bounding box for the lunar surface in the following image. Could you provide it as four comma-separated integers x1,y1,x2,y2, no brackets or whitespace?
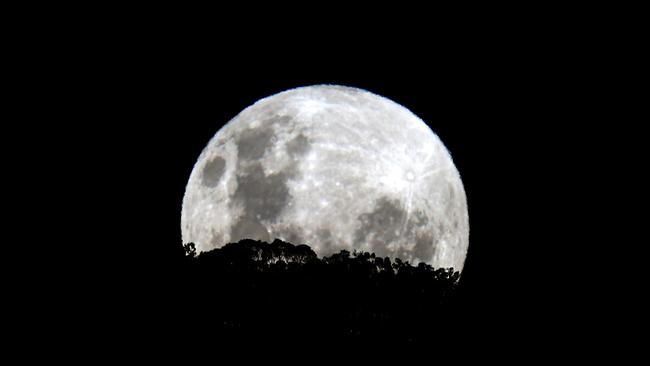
181,85,469,271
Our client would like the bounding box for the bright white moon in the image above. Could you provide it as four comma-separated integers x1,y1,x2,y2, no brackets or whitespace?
182,85,469,271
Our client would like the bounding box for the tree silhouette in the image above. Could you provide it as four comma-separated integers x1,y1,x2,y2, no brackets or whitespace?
168,238,461,345
183,243,196,258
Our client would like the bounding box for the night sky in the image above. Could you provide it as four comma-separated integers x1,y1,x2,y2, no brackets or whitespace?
26,22,630,357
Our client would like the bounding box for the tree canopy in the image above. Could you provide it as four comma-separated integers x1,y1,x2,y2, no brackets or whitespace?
169,239,461,345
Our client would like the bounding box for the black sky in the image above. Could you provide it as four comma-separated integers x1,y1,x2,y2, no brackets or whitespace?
22,16,634,356
7,5,643,360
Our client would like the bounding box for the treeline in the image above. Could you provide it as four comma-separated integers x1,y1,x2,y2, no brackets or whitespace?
166,239,461,345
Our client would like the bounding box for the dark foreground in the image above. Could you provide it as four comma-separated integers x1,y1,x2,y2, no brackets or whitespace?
110,239,471,349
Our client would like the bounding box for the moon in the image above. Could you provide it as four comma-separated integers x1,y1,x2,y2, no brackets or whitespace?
181,85,469,271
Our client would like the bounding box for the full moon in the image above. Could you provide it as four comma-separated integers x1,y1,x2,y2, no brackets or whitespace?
181,85,469,271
